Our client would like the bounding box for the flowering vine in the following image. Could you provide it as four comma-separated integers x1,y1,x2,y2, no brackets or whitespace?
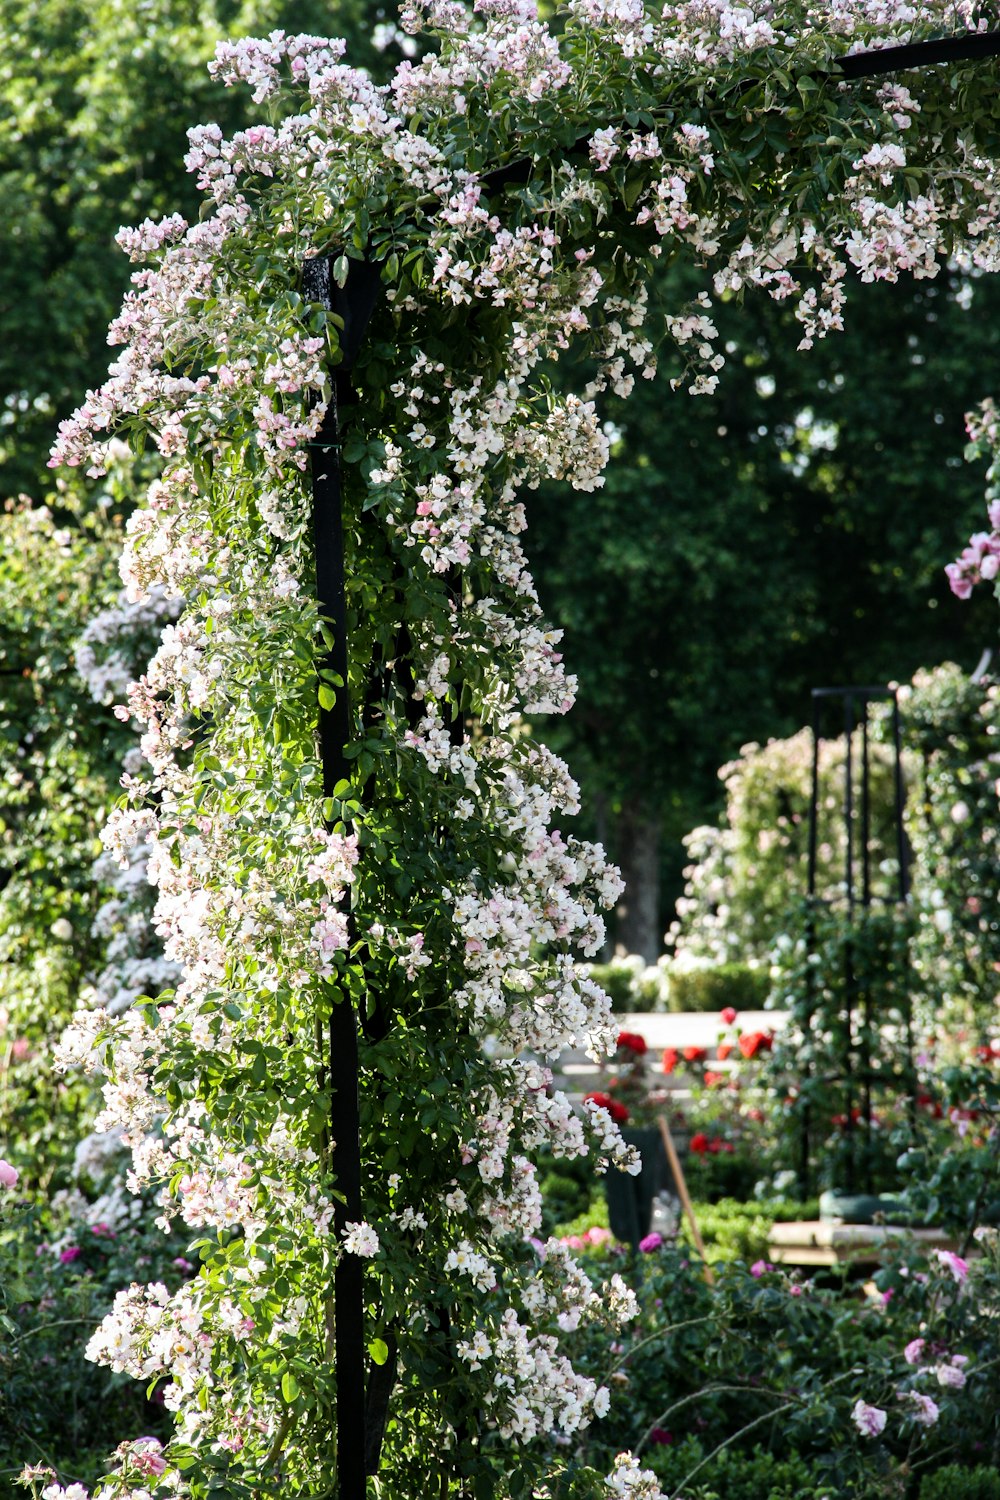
43,2,1000,1497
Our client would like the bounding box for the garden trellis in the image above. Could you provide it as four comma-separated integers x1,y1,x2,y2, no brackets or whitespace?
44,6,1000,1499
797,685,914,1196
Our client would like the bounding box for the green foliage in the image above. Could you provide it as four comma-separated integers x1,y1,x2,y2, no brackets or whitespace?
587,958,660,1013
646,1437,831,1500
919,1466,1000,1500
899,663,1000,1035
669,728,906,966
667,964,771,1015
528,266,1000,942
680,1199,819,1264
0,1157,189,1488
768,902,920,1194
0,482,134,1186
0,0,404,495
564,1232,1000,1499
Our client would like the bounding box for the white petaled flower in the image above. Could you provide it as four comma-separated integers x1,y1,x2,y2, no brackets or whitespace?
342,1221,380,1258
851,1399,887,1438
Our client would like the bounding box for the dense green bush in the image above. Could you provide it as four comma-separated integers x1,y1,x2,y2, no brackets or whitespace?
682,1198,819,1264
587,959,666,1013
561,1229,1000,1498
900,663,1000,1036
0,488,127,1186
919,1466,1000,1500
583,956,771,1014
646,1438,831,1500
0,1159,189,1488
667,963,771,1014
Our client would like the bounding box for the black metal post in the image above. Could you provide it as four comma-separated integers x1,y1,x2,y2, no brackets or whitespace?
859,701,875,1187
807,692,821,900
844,692,855,916
891,694,909,902
304,253,382,1500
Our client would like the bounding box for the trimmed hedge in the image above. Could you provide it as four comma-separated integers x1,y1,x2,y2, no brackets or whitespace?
667,962,772,1014
919,1468,1000,1500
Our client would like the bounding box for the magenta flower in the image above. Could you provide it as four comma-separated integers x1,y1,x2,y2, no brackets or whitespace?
903,1337,925,1365
639,1232,664,1253
933,1249,969,1282
852,1399,887,1438
0,1159,19,1189
749,1260,774,1278
59,1245,82,1264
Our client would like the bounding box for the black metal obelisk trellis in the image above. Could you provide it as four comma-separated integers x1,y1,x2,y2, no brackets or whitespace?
294,26,1000,1496
801,686,913,1196
303,252,382,1500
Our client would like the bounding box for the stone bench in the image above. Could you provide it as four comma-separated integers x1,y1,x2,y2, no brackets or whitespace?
768,1219,964,1267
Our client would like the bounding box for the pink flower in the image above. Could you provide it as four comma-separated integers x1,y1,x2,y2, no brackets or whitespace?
0,1159,19,1189
584,1226,612,1245
639,1232,663,1253
934,1357,967,1389
132,1437,167,1477
720,1006,738,1026
903,1337,925,1365
59,1246,82,1264
933,1249,969,1282
749,1260,774,1278
907,1392,939,1426
851,1399,887,1437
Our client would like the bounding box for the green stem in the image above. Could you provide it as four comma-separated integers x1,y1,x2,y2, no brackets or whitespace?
668,1402,797,1500
635,1383,789,1457
13,1316,95,1344
600,1313,718,1387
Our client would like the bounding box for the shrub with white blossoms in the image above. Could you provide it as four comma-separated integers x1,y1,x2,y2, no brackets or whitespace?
43,2,1000,1497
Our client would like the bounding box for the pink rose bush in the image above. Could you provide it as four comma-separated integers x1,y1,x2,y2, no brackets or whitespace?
39,1,1000,1497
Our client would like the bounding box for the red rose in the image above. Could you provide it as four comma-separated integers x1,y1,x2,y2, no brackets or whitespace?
720,1006,738,1026
689,1132,710,1154
584,1091,629,1125
617,1031,648,1055
662,1047,679,1075
703,1070,726,1088
717,1042,734,1061
737,1031,773,1059
682,1046,707,1063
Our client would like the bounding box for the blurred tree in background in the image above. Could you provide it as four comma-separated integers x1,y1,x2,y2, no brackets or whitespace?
0,0,408,493
527,266,1000,957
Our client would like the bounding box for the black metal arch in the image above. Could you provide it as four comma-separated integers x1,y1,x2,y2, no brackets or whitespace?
306,27,1000,1498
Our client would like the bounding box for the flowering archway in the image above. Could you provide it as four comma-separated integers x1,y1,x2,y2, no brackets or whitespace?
47,5,1000,1498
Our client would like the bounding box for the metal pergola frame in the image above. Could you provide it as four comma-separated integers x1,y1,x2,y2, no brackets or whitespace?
304,29,1000,1496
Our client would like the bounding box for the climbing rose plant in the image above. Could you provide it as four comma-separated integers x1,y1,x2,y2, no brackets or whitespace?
43,3,1000,1497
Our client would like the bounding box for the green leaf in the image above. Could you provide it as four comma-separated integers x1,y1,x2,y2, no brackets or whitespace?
369,1338,390,1366
318,685,336,711
281,1371,300,1402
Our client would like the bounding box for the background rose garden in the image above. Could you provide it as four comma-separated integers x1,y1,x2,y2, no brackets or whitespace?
3,1,1000,1498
